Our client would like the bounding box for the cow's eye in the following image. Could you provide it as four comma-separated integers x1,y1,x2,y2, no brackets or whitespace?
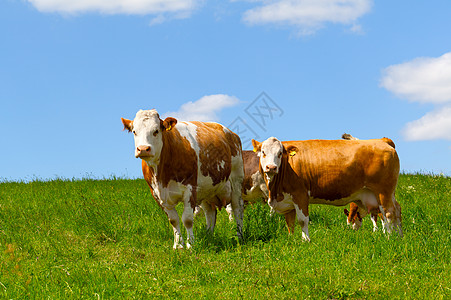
153,130,159,136
132,130,136,135
278,152,282,158
262,151,266,157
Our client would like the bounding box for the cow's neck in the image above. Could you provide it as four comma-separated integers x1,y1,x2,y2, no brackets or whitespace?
154,127,198,188
267,154,294,203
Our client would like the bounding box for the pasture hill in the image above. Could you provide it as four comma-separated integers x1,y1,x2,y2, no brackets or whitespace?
0,174,450,299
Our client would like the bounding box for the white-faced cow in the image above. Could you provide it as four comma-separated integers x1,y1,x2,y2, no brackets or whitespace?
252,137,402,241
122,109,244,249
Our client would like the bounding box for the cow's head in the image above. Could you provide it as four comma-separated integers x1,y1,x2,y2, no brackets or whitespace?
252,137,285,181
121,109,177,163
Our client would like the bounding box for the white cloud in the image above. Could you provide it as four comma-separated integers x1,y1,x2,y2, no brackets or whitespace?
27,0,200,15
381,52,451,142
241,0,372,35
403,106,451,141
165,94,240,122
380,52,451,104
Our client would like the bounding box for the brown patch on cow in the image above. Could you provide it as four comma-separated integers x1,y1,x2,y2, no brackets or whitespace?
345,203,360,224
191,122,241,186
155,125,198,208
242,150,260,192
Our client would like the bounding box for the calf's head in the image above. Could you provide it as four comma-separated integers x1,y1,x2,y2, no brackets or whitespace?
121,109,177,163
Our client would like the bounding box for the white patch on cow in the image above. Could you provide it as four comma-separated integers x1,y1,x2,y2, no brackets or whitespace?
243,170,267,203
371,215,378,232
217,160,226,172
293,202,310,242
225,203,234,221
176,121,200,154
269,192,295,214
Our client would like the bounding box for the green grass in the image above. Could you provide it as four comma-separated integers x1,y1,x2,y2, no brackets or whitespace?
0,174,450,299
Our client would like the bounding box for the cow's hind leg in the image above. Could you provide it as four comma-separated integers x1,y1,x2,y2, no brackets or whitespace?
164,208,185,249
200,201,217,233
230,180,244,240
379,192,403,237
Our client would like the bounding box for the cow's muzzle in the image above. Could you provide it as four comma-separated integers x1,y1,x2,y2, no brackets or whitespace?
265,164,278,175
136,145,152,158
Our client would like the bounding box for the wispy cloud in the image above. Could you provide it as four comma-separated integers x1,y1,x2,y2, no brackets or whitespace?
165,94,240,122
27,0,201,16
241,0,373,35
381,52,451,142
403,106,451,141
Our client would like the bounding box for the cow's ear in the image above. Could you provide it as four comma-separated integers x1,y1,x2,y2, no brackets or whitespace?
285,145,298,157
252,139,262,153
162,117,177,131
121,118,133,132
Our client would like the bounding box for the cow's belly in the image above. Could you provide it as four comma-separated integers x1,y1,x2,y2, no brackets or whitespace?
271,193,296,214
243,171,267,203
155,180,192,209
309,188,378,208
196,175,231,203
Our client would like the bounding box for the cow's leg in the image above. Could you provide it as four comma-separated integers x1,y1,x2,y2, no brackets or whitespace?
225,203,234,222
200,201,217,233
294,202,310,242
352,206,367,231
164,208,185,249
284,209,296,234
379,192,403,236
393,197,403,236
344,202,361,227
370,213,379,232
182,196,195,249
230,181,244,240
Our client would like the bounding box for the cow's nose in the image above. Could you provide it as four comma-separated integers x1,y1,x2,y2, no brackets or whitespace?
266,164,277,173
136,145,151,158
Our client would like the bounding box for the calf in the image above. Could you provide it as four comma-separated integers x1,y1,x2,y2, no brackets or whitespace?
122,109,244,249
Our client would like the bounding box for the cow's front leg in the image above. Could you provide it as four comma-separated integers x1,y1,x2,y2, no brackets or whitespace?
284,210,296,234
182,193,195,249
164,208,185,249
294,203,310,242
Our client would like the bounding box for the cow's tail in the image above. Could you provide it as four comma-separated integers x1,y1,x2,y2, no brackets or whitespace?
382,137,396,149
342,133,359,140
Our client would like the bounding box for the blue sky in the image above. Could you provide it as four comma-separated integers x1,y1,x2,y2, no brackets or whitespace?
1,0,450,181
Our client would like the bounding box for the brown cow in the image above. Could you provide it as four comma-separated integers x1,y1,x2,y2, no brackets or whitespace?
342,133,397,232
122,109,244,249
252,137,402,240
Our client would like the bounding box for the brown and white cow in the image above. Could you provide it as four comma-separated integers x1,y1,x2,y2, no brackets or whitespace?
223,150,268,220
252,137,402,241
122,109,244,249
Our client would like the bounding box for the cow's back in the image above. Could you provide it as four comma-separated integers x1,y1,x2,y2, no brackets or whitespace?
285,139,399,200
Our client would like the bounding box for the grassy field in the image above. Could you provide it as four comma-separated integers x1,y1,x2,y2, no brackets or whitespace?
0,174,450,299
